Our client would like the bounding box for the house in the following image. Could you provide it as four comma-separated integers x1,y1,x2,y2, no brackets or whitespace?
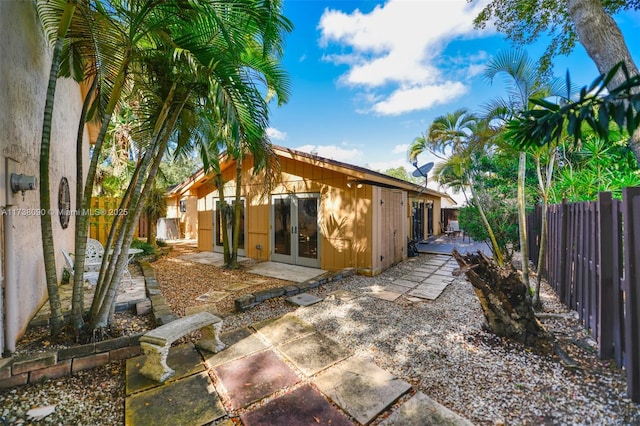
166,146,455,276
0,3,91,354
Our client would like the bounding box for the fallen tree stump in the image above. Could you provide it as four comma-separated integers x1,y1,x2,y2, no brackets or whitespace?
452,249,547,346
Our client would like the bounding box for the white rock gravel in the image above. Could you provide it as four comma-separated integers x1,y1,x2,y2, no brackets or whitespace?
2,253,639,425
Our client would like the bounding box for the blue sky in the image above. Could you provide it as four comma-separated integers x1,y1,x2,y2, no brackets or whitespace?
266,0,640,200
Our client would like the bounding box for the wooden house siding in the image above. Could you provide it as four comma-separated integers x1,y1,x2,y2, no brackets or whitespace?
197,210,213,251
164,146,453,275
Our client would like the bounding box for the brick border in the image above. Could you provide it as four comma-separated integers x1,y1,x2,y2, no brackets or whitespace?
234,268,355,312
0,261,164,389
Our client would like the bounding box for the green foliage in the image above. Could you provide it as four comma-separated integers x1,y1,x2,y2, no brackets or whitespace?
143,185,168,221
507,63,640,150
156,239,167,247
551,136,640,202
130,238,156,256
471,0,638,76
459,197,520,262
382,166,421,184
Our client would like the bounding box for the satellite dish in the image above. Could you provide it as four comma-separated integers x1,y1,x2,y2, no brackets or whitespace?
411,162,434,178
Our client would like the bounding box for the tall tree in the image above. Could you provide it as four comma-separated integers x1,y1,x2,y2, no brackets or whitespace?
472,0,640,164
482,49,565,299
36,0,79,335
409,110,506,265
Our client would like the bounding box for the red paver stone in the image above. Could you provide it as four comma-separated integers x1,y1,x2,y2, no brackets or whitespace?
213,350,300,409
241,384,353,426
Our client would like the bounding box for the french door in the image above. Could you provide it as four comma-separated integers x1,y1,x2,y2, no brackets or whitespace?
271,194,320,268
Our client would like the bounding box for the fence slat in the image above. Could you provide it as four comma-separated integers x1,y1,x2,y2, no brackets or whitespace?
597,193,614,359
622,188,640,402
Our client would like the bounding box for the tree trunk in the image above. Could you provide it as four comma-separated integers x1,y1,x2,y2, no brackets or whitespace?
517,152,530,286
534,152,555,307
40,3,76,335
70,76,97,330
567,0,640,165
215,172,231,265
229,155,243,269
146,213,157,247
452,249,547,346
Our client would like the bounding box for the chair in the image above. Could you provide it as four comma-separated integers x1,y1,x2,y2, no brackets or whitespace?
448,220,468,241
85,238,105,272
62,249,99,286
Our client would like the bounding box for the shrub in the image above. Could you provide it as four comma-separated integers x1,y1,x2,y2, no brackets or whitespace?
131,238,156,255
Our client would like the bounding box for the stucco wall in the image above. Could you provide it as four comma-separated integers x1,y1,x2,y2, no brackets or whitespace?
0,1,88,352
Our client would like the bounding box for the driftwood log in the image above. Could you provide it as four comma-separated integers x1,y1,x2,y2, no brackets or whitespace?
452,249,547,346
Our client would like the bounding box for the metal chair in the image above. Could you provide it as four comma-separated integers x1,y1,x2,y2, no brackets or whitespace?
61,249,99,286
85,238,105,272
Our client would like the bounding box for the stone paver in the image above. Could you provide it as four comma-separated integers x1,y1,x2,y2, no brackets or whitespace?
125,371,225,426
240,384,353,426
383,283,412,294
203,327,267,368
253,314,315,345
279,332,352,376
125,343,204,396
369,289,402,301
287,292,323,307
226,278,267,291
246,261,327,283
407,282,449,300
401,274,424,283
313,356,411,425
185,303,222,316
195,290,230,303
213,350,300,409
391,279,419,289
380,392,474,426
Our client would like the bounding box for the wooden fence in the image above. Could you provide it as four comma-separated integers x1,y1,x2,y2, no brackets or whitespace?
88,197,144,245
527,188,640,402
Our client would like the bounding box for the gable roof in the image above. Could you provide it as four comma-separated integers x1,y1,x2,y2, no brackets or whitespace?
167,145,456,205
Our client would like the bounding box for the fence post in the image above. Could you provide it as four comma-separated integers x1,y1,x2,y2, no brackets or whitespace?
597,192,614,359
622,187,640,403
559,199,568,303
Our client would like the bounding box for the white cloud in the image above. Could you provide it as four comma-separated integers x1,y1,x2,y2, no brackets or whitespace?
318,0,492,115
392,144,409,154
266,127,287,141
372,81,468,115
295,144,362,162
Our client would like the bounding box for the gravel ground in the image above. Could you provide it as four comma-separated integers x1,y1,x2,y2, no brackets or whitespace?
2,246,639,425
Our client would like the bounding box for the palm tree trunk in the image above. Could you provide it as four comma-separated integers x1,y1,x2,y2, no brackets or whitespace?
40,1,76,335
75,55,132,328
518,152,530,286
90,89,184,330
534,152,556,306
215,173,231,265
70,75,97,330
229,155,243,269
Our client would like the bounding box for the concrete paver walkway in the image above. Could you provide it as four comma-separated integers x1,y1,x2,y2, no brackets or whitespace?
365,254,458,302
124,313,473,425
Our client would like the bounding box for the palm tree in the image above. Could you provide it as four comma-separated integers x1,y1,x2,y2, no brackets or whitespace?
88,0,292,330
408,108,477,163
35,0,81,335
409,110,506,265
483,49,565,300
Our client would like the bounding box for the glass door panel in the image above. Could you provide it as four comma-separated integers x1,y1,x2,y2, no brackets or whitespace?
272,196,292,260
271,194,320,267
